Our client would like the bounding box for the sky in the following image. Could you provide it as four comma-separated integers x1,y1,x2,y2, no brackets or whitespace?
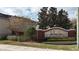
0,7,77,21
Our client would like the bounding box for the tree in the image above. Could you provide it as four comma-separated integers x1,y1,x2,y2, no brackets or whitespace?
25,27,36,41
48,7,57,27
71,18,77,29
38,7,48,29
38,7,72,29
57,9,72,29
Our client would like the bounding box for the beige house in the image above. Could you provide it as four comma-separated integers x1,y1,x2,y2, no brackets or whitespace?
0,13,36,36
9,16,37,32
0,13,11,36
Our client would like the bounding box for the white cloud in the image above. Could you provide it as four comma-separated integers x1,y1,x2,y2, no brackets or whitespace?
3,8,17,15
57,7,77,19
0,7,77,21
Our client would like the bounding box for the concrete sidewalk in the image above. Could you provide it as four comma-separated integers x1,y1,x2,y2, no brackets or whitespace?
44,41,76,45
0,44,57,51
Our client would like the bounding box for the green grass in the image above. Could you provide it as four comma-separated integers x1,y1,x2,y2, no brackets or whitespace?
0,40,78,51
47,37,76,42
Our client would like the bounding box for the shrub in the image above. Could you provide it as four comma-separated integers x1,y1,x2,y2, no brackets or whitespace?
24,27,36,41
47,37,76,42
7,35,17,41
17,35,27,42
7,27,36,42
0,36,7,40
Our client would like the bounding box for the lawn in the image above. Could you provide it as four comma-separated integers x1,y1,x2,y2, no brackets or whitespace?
0,40,78,51
47,37,76,42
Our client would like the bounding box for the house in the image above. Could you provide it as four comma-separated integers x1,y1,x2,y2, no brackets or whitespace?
0,13,12,36
0,13,36,36
9,16,37,35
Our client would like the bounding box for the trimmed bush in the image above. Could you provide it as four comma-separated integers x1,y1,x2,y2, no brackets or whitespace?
47,37,76,42
0,36,7,40
24,27,36,41
7,35,17,41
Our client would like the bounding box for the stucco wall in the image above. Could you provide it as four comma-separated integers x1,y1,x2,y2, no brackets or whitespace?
0,18,11,36
45,28,68,38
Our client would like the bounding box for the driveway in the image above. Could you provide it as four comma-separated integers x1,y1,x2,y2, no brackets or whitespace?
0,44,57,51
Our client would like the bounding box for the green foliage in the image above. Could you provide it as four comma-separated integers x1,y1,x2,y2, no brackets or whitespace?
48,7,57,27
24,27,36,41
57,9,72,29
27,27,36,38
38,7,48,29
38,7,72,29
72,24,77,29
10,27,36,42
0,36,7,40
0,40,77,50
16,35,26,42
47,37,76,42
7,35,18,41
74,24,77,29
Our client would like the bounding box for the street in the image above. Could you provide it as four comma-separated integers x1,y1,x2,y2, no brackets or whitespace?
0,44,56,51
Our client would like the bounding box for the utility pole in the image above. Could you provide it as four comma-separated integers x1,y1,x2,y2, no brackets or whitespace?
36,25,39,41
77,8,79,48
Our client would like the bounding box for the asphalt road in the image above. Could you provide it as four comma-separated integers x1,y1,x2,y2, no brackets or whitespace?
0,44,55,51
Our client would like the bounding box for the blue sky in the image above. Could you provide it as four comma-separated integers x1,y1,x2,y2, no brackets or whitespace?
0,7,77,21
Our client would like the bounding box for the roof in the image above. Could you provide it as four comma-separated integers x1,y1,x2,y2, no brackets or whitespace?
0,13,37,23
9,16,37,32
0,13,11,18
